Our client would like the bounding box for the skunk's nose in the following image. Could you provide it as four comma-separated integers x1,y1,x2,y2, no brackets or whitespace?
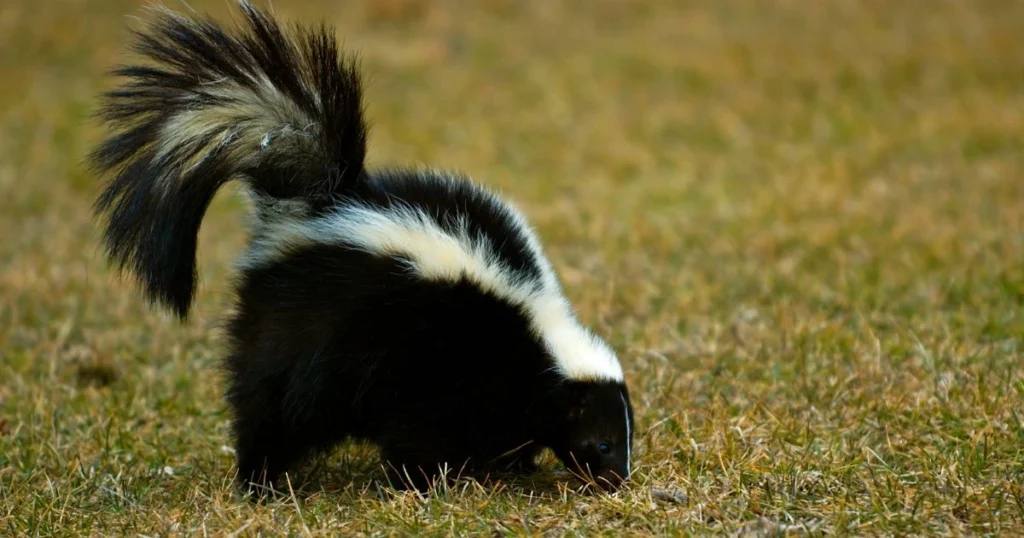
595,469,628,491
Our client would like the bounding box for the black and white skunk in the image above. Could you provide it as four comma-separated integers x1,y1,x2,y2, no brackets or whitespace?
90,1,634,495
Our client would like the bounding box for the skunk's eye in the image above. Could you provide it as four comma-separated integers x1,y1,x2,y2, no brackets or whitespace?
598,442,611,455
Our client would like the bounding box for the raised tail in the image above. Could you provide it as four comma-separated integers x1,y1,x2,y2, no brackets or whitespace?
90,1,367,319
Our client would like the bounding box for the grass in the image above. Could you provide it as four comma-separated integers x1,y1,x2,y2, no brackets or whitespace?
2,0,1023,535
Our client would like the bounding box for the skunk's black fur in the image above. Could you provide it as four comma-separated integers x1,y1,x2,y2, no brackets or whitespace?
91,1,635,497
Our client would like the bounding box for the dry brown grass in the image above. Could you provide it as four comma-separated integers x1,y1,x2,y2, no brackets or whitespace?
2,0,1023,535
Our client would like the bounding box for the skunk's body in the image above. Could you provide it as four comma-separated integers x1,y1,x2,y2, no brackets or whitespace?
91,1,634,495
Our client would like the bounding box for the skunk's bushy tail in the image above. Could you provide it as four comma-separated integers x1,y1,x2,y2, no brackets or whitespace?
90,1,367,319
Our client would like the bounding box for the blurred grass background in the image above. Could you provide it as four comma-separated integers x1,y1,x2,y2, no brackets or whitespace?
1,0,1023,535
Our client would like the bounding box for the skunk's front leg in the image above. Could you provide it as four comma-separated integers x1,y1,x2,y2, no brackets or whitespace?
379,443,471,493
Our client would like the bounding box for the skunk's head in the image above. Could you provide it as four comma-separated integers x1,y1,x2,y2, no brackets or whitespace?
548,380,634,491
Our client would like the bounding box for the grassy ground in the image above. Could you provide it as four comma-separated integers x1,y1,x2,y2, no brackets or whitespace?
2,0,1023,535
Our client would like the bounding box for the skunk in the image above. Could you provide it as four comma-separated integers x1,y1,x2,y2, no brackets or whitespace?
90,1,634,496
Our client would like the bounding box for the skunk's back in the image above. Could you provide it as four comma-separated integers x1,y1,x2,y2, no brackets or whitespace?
242,170,626,384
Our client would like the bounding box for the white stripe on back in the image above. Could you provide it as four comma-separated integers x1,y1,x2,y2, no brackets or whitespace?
241,196,625,383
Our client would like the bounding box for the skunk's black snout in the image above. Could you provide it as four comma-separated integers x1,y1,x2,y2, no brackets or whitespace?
595,468,628,491
559,449,630,492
